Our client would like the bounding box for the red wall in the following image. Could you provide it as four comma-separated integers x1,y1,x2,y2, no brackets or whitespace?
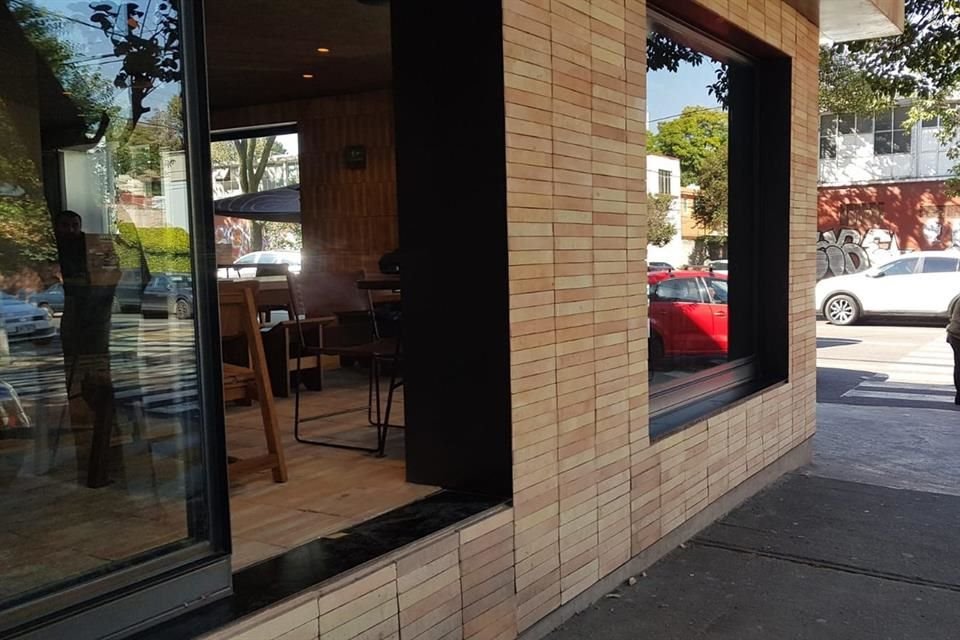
817,180,960,279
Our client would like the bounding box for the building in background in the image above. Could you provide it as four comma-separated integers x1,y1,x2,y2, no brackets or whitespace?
818,100,960,279
646,154,685,267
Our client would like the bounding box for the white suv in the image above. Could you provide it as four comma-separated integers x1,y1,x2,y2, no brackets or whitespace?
815,251,960,325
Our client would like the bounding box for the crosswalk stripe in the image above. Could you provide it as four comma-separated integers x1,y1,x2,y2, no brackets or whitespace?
843,389,954,403
858,380,955,392
837,335,957,404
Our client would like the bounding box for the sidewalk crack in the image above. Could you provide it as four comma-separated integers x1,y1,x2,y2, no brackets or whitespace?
692,536,960,593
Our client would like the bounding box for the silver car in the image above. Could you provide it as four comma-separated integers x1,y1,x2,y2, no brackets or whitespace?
1,293,56,343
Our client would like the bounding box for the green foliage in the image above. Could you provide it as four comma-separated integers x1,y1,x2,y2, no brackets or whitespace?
648,193,677,247
12,1,116,131
693,148,728,234
117,222,191,273
0,97,56,273
819,1,960,190
649,108,728,186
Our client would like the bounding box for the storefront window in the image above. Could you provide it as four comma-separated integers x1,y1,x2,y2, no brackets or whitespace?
0,1,223,634
646,10,790,433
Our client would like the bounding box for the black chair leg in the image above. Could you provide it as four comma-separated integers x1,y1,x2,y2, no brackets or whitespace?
293,354,380,454
376,358,402,457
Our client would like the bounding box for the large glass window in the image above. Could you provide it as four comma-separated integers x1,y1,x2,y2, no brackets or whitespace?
875,106,912,155
0,1,223,634
211,129,302,268
646,11,789,433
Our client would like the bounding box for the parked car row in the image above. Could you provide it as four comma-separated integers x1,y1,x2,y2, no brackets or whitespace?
19,271,194,323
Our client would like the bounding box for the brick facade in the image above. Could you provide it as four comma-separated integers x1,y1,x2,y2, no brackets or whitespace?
211,0,819,638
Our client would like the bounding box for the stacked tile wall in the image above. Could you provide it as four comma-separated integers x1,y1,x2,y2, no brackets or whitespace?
213,0,819,638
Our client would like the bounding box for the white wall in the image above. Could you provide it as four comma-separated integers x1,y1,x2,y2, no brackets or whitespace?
645,154,686,267
161,151,190,231
819,117,956,186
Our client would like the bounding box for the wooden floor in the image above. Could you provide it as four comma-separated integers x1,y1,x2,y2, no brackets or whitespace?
226,367,437,569
0,367,433,601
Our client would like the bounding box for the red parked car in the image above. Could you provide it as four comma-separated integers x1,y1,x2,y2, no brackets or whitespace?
648,270,728,363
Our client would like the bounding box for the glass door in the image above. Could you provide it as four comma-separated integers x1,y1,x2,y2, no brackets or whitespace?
0,1,228,636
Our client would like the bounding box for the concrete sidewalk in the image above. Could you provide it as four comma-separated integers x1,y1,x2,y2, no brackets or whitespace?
546,473,960,640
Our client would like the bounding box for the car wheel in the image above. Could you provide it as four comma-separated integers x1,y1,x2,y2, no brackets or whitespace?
175,298,191,320
649,333,665,370
825,294,859,325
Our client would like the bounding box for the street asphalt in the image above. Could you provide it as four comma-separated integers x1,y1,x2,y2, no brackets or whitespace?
547,320,960,640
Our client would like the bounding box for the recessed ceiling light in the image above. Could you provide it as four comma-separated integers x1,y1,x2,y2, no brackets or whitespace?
302,73,314,79
317,47,330,54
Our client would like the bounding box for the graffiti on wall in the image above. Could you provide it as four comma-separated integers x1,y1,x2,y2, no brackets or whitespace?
921,214,960,250
816,227,901,280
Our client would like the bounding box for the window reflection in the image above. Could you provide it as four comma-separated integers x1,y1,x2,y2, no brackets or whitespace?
0,0,205,611
647,27,731,388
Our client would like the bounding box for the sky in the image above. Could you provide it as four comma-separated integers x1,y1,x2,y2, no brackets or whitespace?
277,133,300,156
646,61,724,132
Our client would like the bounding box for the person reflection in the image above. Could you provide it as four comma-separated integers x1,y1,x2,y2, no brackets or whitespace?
54,210,124,488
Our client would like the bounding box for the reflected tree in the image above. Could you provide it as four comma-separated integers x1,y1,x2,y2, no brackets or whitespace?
648,193,677,247
89,1,181,136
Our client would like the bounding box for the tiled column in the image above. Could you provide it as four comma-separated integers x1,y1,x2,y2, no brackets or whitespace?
503,0,562,631
551,0,599,605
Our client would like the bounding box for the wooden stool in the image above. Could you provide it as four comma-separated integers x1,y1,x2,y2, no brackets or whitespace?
219,280,287,483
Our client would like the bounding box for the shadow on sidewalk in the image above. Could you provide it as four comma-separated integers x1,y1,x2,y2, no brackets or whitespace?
549,473,960,640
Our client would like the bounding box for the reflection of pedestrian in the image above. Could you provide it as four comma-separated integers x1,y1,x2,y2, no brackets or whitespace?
54,210,123,487
947,297,960,405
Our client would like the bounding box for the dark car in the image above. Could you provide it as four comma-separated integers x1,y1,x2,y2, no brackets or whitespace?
116,268,150,313
141,274,194,320
29,283,65,314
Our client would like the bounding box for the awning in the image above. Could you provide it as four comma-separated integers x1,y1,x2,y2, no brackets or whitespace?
213,184,300,223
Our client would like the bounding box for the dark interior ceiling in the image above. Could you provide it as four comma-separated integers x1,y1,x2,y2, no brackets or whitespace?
204,0,392,113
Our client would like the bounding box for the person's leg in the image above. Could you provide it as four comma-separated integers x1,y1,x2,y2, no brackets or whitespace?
951,336,960,404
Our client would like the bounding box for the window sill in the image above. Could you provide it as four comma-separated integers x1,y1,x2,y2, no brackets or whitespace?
650,377,788,443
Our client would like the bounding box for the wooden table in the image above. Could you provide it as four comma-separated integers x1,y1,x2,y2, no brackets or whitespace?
356,275,401,291
219,276,332,397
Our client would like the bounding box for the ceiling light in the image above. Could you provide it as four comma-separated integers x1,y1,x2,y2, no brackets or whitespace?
317,47,330,54
302,73,314,79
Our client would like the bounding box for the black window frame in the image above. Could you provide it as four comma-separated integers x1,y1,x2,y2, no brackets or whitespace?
647,6,789,438
658,168,672,195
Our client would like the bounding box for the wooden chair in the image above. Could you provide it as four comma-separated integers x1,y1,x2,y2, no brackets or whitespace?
219,280,287,483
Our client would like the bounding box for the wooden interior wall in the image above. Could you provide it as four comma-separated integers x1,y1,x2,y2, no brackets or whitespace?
211,91,398,275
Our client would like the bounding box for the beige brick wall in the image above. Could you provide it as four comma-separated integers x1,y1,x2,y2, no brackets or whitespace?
504,0,819,633
215,0,819,638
